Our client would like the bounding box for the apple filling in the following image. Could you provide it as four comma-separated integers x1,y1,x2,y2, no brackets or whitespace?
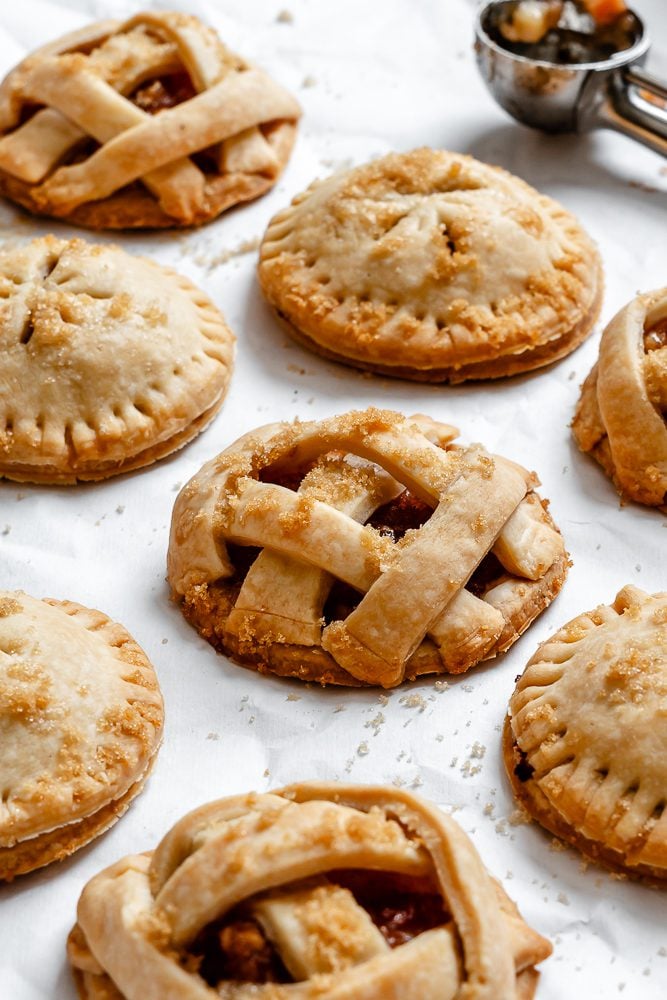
183,871,450,988
490,0,638,64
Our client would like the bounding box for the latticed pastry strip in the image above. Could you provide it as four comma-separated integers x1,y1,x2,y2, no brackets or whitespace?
572,287,667,507
505,586,667,883
67,784,552,999
168,408,568,687
0,11,301,228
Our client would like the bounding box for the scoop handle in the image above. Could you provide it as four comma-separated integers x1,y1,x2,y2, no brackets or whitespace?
596,65,667,158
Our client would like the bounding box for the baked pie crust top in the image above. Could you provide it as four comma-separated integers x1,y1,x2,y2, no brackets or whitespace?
67,783,552,999
506,586,667,881
573,286,667,508
258,148,602,380
168,408,568,688
0,11,301,228
0,592,163,880
0,236,235,483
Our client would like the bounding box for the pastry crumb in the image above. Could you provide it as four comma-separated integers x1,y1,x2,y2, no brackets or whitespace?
365,712,385,735
399,693,427,712
276,9,294,23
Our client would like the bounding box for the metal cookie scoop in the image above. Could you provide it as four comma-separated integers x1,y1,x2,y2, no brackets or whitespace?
475,1,667,157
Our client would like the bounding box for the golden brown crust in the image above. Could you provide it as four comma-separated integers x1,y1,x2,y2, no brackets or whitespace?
258,149,603,381
0,768,153,883
167,408,569,688
0,13,300,229
68,784,552,999
504,586,667,884
179,533,570,688
0,592,164,880
0,236,235,484
272,279,602,382
572,287,667,508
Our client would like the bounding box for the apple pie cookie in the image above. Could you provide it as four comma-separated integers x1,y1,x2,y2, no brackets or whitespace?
0,591,163,881
258,148,603,382
0,10,301,229
572,287,667,507
0,236,235,484
504,586,667,883
67,783,552,999
168,408,568,687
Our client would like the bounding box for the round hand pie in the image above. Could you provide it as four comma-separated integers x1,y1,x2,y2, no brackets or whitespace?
168,408,568,688
572,287,667,508
504,586,667,883
0,10,301,229
67,783,552,999
0,591,163,881
0,236,235,484
258,148,603,382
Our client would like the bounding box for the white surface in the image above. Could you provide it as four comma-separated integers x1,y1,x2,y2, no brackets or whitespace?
0,1,666,998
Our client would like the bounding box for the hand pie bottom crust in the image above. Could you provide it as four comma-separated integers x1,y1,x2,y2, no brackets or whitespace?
272,286,602,383
0,769,152,882
503,718,666,886
2,396,223,485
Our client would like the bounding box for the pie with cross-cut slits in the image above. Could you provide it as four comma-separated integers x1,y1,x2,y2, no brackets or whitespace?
168,408,569,687
258,148,602,382
0,11,301,229
0,236,235,483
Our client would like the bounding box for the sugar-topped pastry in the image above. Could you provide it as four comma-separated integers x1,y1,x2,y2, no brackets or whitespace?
573,287,667,508
168,408,568,687
0,236,235,483
0,11,301,228
505,586,667,883
258,148,602,382
0,591,163,880
68,783,552,998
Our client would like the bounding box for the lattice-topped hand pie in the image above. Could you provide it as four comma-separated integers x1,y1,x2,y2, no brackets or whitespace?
67,783,552,999
0,236,235,483
168,408,568,687
258,148,602,382
573,287,667,508
0,10,301,229
0,591,163,880
505,586,667,883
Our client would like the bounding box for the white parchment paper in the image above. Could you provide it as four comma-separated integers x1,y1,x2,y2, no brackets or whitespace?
0,1,665,997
